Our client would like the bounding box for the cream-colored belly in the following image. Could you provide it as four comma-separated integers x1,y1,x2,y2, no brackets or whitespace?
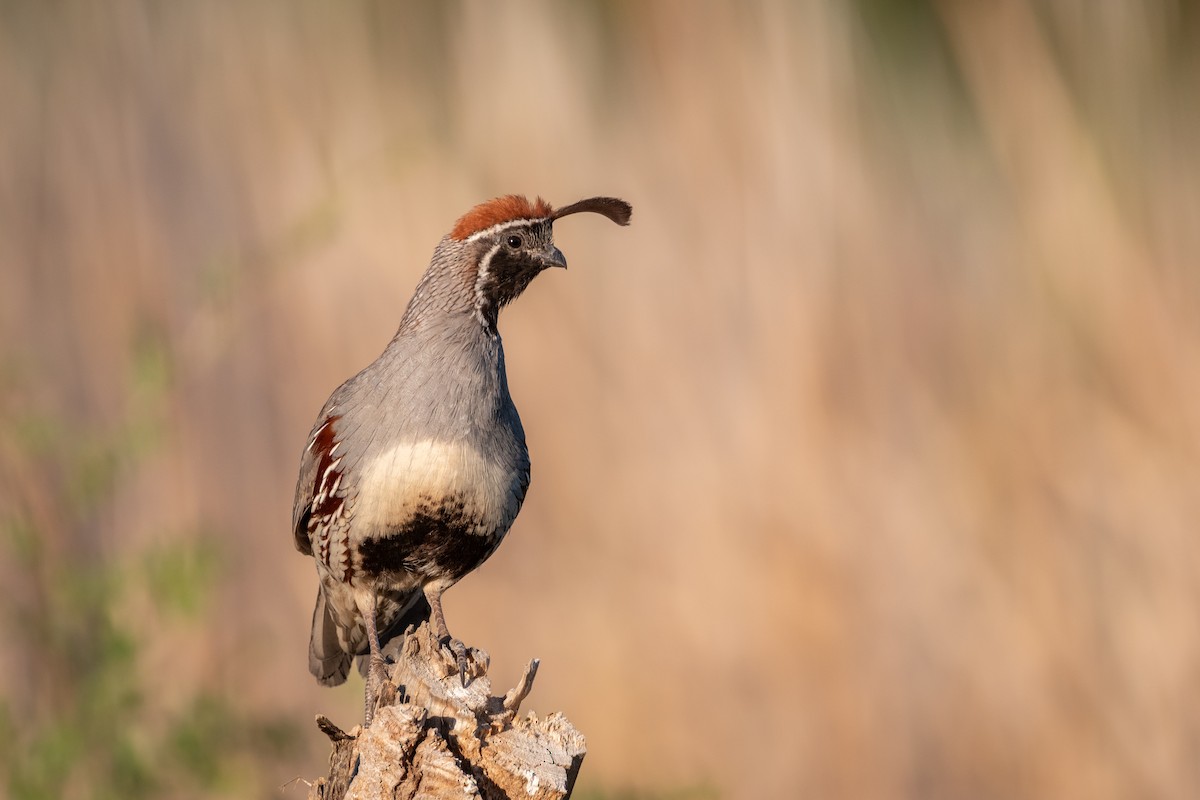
350,439,522,536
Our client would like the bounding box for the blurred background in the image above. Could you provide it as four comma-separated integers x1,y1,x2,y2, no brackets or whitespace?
2,1,1199,797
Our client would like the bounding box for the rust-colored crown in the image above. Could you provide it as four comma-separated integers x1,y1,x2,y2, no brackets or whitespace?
451,195,553,240
450,194,632,240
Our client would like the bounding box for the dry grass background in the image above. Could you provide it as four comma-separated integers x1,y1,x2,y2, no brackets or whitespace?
2,1,1200,798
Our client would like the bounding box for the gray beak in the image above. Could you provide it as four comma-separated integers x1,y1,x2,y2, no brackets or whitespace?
541,245,567,270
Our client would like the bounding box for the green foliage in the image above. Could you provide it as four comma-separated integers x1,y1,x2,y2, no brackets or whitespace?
0,532,299,800
143,538,222,619
0,326,300,800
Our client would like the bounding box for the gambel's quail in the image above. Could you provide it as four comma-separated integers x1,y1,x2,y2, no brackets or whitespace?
292,194,632,722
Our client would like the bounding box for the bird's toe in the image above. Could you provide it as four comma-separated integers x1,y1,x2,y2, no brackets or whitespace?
437,637,489,687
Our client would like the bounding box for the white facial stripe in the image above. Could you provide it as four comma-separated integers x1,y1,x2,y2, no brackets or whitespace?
464,217,544,243
473,239,506,328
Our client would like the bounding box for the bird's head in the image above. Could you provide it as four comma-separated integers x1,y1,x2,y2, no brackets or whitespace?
437,194,632,331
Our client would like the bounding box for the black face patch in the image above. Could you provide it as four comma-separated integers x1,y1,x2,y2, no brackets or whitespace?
481,248,541,306
358,494,504,582
474,221,555,328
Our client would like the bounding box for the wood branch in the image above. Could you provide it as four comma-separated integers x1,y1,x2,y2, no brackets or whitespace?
306,622,586,799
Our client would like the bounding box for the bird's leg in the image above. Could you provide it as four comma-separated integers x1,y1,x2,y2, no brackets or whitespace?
423,584,479,687
354,591,388,726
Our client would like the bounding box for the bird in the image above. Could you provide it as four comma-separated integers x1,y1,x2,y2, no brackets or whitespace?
292,194,632,723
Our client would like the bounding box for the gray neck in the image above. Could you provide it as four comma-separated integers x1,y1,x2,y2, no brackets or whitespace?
372,256,508,441
397,236,480,334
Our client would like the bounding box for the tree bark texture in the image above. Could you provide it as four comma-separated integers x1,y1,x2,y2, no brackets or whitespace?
306,622,585,799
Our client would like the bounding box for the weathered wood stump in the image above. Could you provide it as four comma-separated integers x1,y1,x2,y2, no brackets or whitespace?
306,623,586,799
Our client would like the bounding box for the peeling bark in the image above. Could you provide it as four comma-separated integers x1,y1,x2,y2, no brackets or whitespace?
307,623,585,799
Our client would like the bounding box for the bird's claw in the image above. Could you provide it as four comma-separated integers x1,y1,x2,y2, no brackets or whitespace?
457,649,470,688
437,636,488,687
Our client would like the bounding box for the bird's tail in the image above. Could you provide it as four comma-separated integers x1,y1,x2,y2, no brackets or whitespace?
309,588,352,686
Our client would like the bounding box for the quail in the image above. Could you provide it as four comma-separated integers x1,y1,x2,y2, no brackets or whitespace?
292,194,632,723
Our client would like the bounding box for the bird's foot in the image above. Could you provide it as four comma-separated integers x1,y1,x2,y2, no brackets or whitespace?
436,636,489,688
363,653,392,726
367,652,391,688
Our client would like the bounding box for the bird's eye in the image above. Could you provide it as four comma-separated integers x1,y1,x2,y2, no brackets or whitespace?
506,235,523,249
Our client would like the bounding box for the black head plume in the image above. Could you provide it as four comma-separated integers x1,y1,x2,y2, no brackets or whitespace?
550,197,632,227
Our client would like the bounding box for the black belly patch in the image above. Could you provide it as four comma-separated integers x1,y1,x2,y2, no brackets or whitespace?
358,494,502,582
